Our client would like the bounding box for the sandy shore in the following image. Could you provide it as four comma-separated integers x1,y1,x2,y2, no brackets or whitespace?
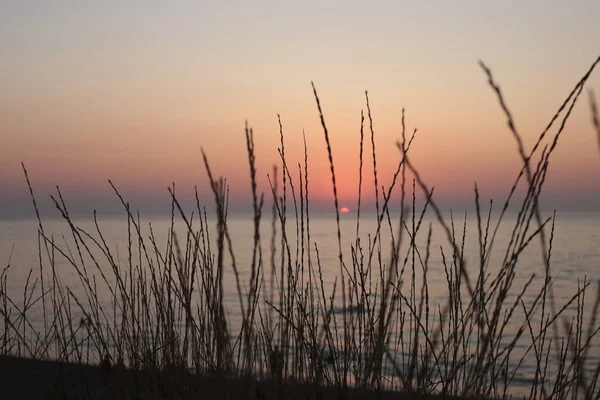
0,355,478,399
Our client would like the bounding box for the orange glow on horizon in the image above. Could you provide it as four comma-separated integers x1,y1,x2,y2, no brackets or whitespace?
1,2,599,215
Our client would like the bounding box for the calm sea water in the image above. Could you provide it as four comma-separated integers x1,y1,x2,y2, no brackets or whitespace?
1,211,599,396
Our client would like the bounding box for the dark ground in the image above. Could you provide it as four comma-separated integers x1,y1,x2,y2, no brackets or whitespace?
0,355,476,399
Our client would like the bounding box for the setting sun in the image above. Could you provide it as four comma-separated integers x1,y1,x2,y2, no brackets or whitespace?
340,207,350,213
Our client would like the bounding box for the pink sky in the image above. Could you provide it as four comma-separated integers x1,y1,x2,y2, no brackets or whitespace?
1,1,599,218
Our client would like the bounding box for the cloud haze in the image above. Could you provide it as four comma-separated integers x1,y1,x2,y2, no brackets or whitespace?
2,1,599,219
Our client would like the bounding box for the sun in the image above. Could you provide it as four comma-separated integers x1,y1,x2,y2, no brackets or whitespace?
340,207,350,213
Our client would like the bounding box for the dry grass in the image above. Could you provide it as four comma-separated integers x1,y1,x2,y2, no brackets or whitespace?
2,56,600,399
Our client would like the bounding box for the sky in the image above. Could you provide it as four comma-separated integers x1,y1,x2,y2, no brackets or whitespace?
1,1,600,218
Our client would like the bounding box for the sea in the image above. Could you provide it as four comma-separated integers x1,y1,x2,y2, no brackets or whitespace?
1,211,599,397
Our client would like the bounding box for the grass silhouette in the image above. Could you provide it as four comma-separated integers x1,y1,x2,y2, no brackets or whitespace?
1,56,600,399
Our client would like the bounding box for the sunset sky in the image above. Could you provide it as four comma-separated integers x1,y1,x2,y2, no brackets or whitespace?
1,1,599,218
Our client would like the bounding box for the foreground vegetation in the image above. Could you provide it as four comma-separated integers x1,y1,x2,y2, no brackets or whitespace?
2,57,600,399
